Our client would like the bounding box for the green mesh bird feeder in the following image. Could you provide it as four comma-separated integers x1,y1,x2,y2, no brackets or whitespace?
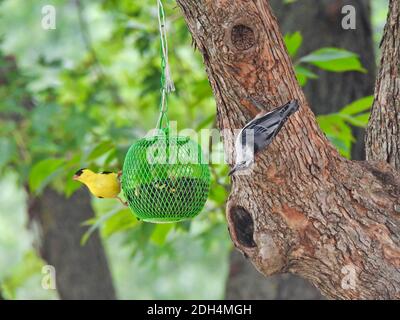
121,0,211,223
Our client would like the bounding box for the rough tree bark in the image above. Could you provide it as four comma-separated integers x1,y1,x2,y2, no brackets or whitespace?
177,0,400,299
366,0,400,170
226,0,375,300
28,189,116,300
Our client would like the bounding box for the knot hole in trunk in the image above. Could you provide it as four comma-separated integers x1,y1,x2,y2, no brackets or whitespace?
231,24,255,51
228,206,257,248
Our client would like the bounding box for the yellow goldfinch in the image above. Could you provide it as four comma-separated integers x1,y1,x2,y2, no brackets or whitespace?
73,168,127,206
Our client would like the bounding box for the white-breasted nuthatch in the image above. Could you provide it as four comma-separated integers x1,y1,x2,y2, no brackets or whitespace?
229,98,300,176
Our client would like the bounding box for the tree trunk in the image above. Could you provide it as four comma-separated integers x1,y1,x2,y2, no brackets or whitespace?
226,250,323,299
28,189,116,300
177,0,400,299
226,0,375,300
366,0,400,170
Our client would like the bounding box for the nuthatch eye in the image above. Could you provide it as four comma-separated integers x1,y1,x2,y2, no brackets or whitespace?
229,98,300,176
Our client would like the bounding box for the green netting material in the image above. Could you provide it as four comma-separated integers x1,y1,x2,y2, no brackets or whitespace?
121,1,210,223
122,133,211,223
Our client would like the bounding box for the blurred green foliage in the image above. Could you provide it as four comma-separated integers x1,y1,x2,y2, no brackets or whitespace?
285,32,367,86
0,0,227,299
2,250,44,299
0,0,388,299
317,96,373,158
285,32,373,158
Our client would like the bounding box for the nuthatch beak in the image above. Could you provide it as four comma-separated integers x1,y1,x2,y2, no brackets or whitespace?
228,167,237,176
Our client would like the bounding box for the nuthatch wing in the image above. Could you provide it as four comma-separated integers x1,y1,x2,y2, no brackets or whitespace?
229,98,300,176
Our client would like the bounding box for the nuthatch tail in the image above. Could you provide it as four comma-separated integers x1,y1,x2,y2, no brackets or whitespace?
229,98,299,176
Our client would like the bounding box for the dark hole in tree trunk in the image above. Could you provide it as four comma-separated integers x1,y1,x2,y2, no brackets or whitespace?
229,206,257,248
231,24,255,51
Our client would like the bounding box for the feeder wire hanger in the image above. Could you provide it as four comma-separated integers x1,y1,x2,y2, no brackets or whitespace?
156,0,175,131
120,0,211,223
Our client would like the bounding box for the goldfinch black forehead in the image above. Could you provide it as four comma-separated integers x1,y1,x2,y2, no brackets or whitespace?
74,168,87,177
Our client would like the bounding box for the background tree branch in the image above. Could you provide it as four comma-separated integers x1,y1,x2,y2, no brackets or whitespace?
28,189,116,299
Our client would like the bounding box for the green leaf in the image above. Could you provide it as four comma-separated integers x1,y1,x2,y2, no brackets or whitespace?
103,209,139,238
174,220,192,232
300,48,367,73
312,57,366,73
209,184,227,202
64,176,83,198
87,140,115,161
327,134,351,158
295,65,319,79
295,73,307,87
284,31,303,58
353,113,370,126
29,158,65,193
150,224,174,245
339,95,374,115
104,149,118,167
301,48,356,62
294,65,318,87
338,113,370,128
81,206,123,245
317,114,354,158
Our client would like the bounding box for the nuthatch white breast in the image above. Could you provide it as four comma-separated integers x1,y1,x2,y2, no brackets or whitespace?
229,98,300,176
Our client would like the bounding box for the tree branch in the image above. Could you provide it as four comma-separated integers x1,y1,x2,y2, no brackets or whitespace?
366,0,400,170
176,0,400,299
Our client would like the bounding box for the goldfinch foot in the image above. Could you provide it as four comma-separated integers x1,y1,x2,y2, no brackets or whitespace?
117,196,128,207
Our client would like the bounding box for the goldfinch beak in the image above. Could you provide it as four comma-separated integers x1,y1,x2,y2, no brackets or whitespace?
73,175,79,180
